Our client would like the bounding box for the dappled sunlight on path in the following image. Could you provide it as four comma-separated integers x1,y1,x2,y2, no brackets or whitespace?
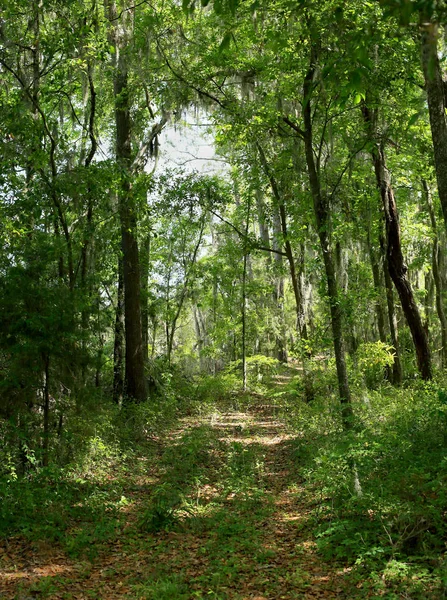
0,404,357,599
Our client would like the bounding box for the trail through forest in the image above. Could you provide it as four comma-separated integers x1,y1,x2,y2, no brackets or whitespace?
1,402,358,600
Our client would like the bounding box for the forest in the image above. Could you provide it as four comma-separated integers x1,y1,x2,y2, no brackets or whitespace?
2,0,447,597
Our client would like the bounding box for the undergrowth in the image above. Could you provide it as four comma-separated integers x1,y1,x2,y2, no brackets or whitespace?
3,360,447,598
273,365,447,598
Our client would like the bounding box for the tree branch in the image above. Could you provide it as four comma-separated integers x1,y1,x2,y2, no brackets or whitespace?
208,207,287,257
282,116,306,139
131,116,168,173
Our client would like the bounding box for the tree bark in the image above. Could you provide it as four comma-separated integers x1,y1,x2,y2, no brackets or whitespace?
242,246,248,391
257,143,307,343
367,236,388,345
302,48,353,426
140,232,151,364
361,101,431,380
371,143,432,379
42,353,50,467
424,272,434,333
255,189,271,265
109,0,147,401
421,22,447,233
380,235,403,384
271,205,288,363
113,255,125,405
423,179,447,368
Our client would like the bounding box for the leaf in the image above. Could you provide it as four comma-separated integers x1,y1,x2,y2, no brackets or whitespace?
349,68,363,91
407,112,419,128
227,0,239,15
218,33,232,53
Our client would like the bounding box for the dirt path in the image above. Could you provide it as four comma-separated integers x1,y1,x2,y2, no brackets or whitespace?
1,406,354,599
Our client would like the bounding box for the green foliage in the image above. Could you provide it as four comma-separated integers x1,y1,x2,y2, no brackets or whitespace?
228,355,280,387
139,482,186,533
284,380,447,593
355,341,396,389
160,424,224,486
2,0,447,595
132,574,189,600
225,440,266,493
193,372,243,410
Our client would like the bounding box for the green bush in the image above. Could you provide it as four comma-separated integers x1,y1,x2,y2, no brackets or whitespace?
291,381,447,576
355,341,395,389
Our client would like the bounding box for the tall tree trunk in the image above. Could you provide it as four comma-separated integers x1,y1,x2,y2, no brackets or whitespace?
423,179,447,368
421,22,447,234
368,228,396,381
242,247,248,391
372,148,432,380
255,189,271,266
109,0,147,401
193,306,206,371
367,235,388,345
140,232,150,364
42,353,50,467
241,197,251,390
362,105,432,380
302,49,353,426
257,142,307,343
257,143,316,398
80,64,98,368
336,241,357,354
424,272,434,333
113,255,125,405
271,206,288,363
381,235,403,384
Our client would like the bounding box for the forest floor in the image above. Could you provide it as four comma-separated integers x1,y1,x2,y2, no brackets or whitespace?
0,399,370,600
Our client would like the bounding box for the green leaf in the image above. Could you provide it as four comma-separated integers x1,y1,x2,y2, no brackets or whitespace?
407,112,419,128
218,33,232,53
227,0,239,15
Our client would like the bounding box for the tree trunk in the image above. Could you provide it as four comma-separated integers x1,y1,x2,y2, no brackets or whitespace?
271,206,288,363
193,306,206,371
381,235,403,384
336,241,357,354
361,102,431,380
257,142,307,343
42,353,50,467
423,179,447,368
255,189,271,266
140,233,150,364
421,22,447,233
368,236,388,345
241,196,252,390
371,144,432,380
242,248,248,391
109,1,147,401
302,49,353,426
113,255,125,405
424,272,434,333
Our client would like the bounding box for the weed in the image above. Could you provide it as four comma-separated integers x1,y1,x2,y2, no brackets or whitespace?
131,574,189,599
